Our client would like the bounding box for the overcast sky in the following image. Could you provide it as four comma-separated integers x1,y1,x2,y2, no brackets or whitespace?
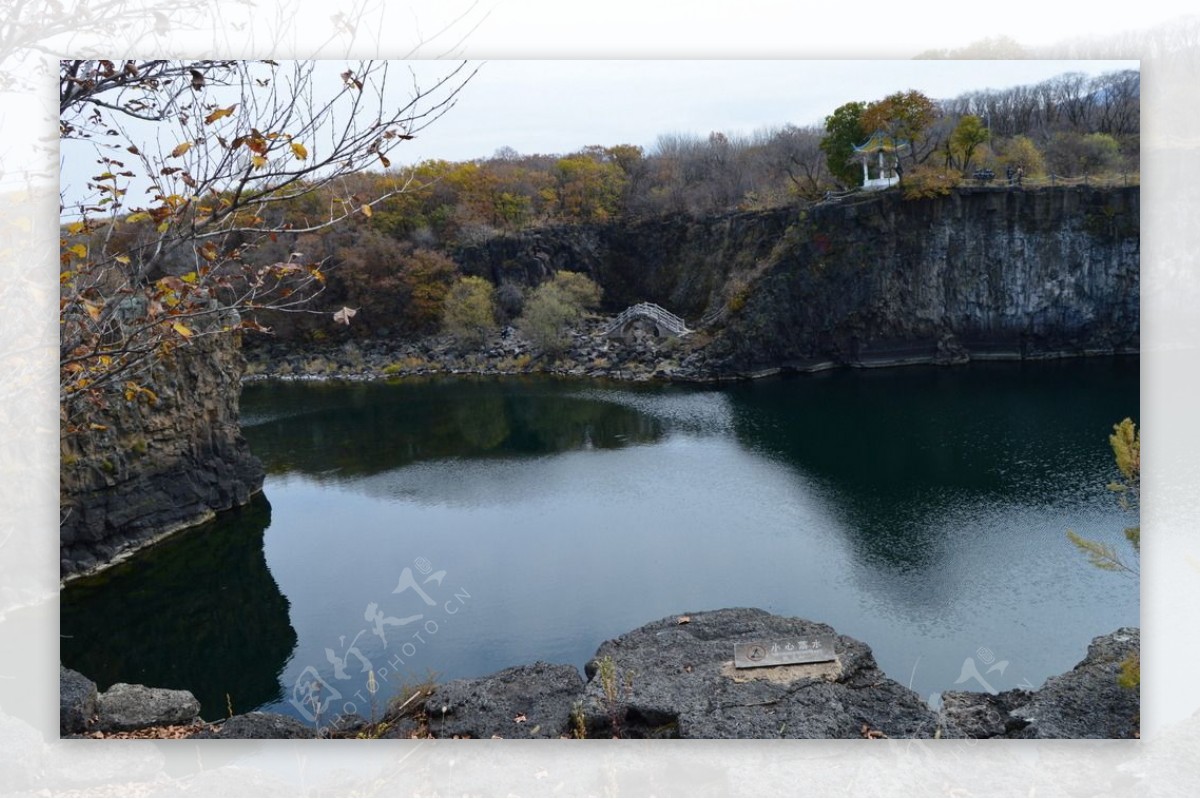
60,58,1136,209
378,59,1137,166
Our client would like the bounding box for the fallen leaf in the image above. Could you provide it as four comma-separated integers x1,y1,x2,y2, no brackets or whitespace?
513,713,527,723
860,723,888,739
332,306,358,326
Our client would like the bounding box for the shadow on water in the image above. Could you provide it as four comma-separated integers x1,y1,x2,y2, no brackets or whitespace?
60,494,296,720
725,358,1141,572
240,375,665,481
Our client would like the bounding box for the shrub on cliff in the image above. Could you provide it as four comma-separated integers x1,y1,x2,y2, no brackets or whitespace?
442,276,497,349
902,165,960,199
517,272,602,355
998,135,1046,177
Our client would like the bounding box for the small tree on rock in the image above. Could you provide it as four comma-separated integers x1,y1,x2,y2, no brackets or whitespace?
517,272,602,356
442,276,497,349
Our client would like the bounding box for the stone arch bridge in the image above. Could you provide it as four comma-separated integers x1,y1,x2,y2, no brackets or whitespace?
603,302,691,341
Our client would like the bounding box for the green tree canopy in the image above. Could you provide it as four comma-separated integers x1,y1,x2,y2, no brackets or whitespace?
820,101,867,187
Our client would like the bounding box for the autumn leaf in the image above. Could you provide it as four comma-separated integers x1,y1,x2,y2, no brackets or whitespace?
204,104,237,124
172,322,193,337
378,154,390,168
332,306,358,325
251,155,267,169
88,423,108,431
245,135,269,155
114,254,131,264
360,203,373,218
82,300,102,321
124,382,160,404
181,271,198,284
170,141,192,158
66,221,87,235
290,141,308,161
125,211,151,224
67,243,87,259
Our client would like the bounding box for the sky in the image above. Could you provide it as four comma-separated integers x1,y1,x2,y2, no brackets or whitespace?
59,58,1137,210
379,59,1138,166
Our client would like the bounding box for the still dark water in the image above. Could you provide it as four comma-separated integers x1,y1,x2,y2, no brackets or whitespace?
61,359,1139,723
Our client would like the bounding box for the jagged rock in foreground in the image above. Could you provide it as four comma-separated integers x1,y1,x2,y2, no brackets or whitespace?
424,661,585,739
578,608,937,738
59,614,1139,739
191,711,316,739
93,682,201,732
59,666,98,735
939,627,1140,739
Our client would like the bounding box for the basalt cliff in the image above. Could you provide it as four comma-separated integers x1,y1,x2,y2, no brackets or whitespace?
456,185,1138,374
60,332,263,579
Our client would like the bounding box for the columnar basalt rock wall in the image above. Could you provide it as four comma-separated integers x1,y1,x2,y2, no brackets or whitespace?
454,186,1139,373
60,332,263,579
712,186,1139,371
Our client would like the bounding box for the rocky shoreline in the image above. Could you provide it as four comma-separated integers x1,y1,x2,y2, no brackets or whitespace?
242,317,1138,389
60,609,1139,740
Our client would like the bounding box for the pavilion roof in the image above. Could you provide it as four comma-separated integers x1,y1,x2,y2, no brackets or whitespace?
853,130,910,154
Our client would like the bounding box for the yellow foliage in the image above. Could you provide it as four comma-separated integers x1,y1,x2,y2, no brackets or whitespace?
902,165,960,200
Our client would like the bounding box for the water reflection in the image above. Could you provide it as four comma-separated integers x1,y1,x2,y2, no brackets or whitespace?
241,377,665,482
60,495,295,719
726,359,1140,572
60,361,1138,718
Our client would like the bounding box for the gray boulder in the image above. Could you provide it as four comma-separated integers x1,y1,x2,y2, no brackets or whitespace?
192,711,316,739
939,627,1140,739
60,665,98,735
1009,627,1140,739
424,661,585,739
94,682,200,732
579,608,938,738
